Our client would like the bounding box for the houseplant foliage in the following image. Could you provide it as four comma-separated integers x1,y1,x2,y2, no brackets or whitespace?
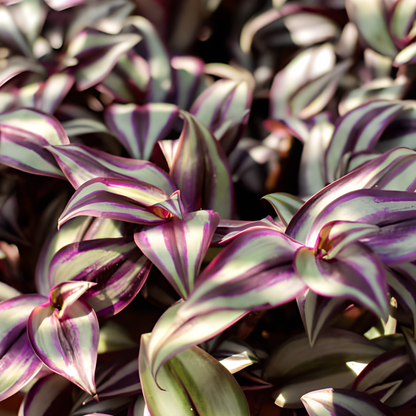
3,0,416,415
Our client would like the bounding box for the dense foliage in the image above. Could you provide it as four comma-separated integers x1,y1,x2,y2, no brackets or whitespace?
2,0,416,415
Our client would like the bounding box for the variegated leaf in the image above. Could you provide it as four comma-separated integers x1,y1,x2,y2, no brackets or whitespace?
0,295,46,401
134,210,220,299
104,103,179,160
0,5,32,56
66,28,141,91
302,388,394,416
125,16,172,102
190,79,252,154
263,193,303,227
263,329,385,408
18,373,75,416
297,290,349,347
0,108,70,177
58,177,182,227
144,301,246,378
171,110,234,218
47,143,175,194
28,297,99,396
36,217,101,296
325,101,405,182
294,243,389,321
179,229,306,320
286,148,416,244
140,334,250,416
353,347,416,408
171,56,204,110
270,43,335,119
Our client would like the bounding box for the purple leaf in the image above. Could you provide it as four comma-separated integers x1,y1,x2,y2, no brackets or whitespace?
294,243,389,320
270,43,336,119
18,373,75,416
144,301,246,379
302,388,395,416
212,216,284,244
66,28,141,91
47,143,175,194
171,56,204,110
308,189,416,247
135,210,220,299
36,217,96,296
104,103,179,160
0,56,45,87
178,229,306,320
0,5,32,56
0,108,70,178
84,248,150,317
263,193,304,227
125,16,172,102
325,100,405,183
58,177,182,228
363,218,416,264
286,148,416,244
353,347,416,408
28,296,99,396
171,110,234,218
0,108,69,145
297,291,350,347
49,237,138,288
0,294,46,401
0,125,65,178
0,332,44,402
190,79,253,154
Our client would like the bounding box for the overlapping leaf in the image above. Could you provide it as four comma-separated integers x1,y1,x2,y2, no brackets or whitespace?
287,147,416,244
190,78,252,154
0,295,46,401
0,108,69,178
104,103,179,160
49,237,152,317
263,329,385,408
47,143,176,193
58,177,182,227
134,210,219,299
66,28,141,91
140,334,250,416
124,16,172,102
170,110,234,218
302,388,395,416
28,281,99,396
353,347,416,408
325,100,406,182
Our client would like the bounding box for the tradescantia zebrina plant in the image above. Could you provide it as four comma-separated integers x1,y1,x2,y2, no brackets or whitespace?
4,1,416,416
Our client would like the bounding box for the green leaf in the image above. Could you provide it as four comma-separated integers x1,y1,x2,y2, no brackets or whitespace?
140,334,250,416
